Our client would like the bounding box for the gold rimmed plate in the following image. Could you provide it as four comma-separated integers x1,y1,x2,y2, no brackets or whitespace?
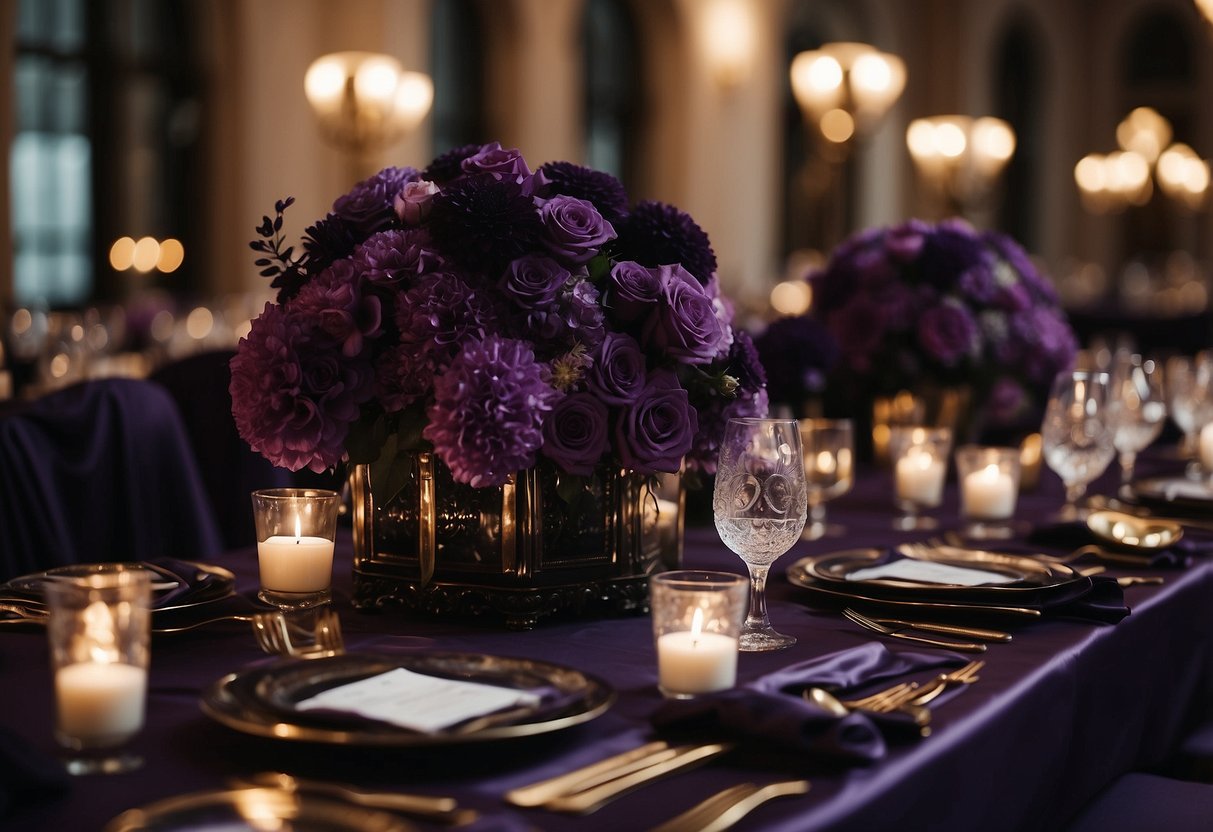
788,548,1091,606
1132,476,1213,512
2,560,236,614
105,786,415,832
201,651,615,746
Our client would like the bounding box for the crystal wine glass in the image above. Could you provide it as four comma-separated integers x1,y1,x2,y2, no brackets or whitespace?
1041,370,1116,519
797,418,854,540
713,418,808,652
1107,353,1167,487
1165,352,1213,463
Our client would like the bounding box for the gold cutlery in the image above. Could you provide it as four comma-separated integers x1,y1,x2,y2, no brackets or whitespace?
650,779,811,832
1117,575,1165,587
860,614,1011,642
241,772,476,824
505,740,675,807
543,743,734,814
842,608,987,653
804,683,931,732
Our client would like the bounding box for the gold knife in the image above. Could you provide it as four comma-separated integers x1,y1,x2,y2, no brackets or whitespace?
545,743,734,814
505,741,674,807
648,783,760,832
691,779,811,832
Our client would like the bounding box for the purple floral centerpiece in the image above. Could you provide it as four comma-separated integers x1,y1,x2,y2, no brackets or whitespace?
230,143,766,626
805,218,1077,430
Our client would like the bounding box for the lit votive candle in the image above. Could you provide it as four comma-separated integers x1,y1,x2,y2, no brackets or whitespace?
895,448,946,507
55,662,147,747
257,528,335,593
962,463,1017,520
657,610,738,696
1200,423,1213,474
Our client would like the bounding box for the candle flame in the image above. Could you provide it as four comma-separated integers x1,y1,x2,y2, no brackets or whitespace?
691,607,704,648
294,514,302,542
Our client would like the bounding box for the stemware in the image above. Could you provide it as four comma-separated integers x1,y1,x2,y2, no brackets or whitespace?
713,418,808,652
1165,352,1213,458
1107,353,1167,487
797,418,854,540
1040,369,1116,519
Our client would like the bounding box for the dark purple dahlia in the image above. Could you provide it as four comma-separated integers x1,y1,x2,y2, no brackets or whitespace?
423,336,559,487
614,201,717,285
422,144,483,184
353,229,445,287
289,259,384,359
394,271,504,360
537,161,630,225
374,343,437,413
427,175,543,277
301,214,361,284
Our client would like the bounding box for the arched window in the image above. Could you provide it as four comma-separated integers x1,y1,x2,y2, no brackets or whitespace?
11,0,201,307
581,0,642,195
993,17,1045,250
430,0,487,154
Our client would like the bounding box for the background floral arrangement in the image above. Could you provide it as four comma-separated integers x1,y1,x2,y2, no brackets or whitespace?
230,143,767,490
804,218,1077,426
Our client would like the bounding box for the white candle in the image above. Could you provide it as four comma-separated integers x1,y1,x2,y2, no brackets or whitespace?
258,534,334,592
656,610,738,695
55,662,147,746
896,448,945,507
962,463,1017,520
1201,423,1213,472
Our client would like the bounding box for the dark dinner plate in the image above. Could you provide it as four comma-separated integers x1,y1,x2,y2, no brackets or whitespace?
1132,476,1213,513
201,651,615,746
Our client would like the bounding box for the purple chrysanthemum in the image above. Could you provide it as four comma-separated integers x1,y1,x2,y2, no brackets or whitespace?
353,229,446,287
427,175,544,276
614,201,717,285
394,271,505,361
538,161,630,225
423,336,559,487
289,259,384,358
332,167,417,239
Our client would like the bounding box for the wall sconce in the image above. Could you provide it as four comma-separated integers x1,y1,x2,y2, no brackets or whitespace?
906,115,1016,215
702,0,755,90
1197,0,1213,26
790,42,906,151
304,51,434,181
1074,107,1208,213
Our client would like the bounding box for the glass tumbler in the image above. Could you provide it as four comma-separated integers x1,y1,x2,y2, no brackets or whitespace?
252,488,341,610
651,571,748,699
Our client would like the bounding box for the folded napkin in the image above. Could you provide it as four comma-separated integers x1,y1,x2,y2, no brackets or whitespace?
650,643,968,763
0,726,69,816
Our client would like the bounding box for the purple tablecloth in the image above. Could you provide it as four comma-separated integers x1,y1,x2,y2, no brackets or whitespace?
3,456,1212,832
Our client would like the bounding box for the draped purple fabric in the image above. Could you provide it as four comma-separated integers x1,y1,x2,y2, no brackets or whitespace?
150,351,295,549
1,453,1211,831
1063,773,1213,832
0,378,223,580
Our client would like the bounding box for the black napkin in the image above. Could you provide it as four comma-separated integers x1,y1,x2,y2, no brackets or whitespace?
0,726,69,817
650,643,968,763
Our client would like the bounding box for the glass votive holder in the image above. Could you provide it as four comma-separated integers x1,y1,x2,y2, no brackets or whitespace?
651,571,748,699
251,488,341,610
1199,421,1213,479
890,426,953,530
956,445,1022,539
44,565,152,775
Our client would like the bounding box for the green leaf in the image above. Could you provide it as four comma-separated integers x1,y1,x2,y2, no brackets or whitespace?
344,407,388,465
368,432,413,506
587,254,612,284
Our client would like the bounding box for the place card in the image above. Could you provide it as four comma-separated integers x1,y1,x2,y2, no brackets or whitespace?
295,667,542,732
846,559,1017,587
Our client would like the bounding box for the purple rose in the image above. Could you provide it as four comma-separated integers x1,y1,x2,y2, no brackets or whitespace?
614,369,698,474
500,255,570,307
461,142,531,183
393,179,440,225
542,391,610,475
587,332,647,405
884,220,929,261
290,259,383,358
332,166,417,238
608,261,662,322
643,264,728,364
917,300,979,367
539,195,617,264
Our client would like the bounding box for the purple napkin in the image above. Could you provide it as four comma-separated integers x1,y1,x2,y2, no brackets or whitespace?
650,643,968,763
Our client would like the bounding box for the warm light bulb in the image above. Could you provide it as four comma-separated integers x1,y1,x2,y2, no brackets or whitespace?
807,55,843,92
820,109,855,143
156,238,185,273
935,122,967,158
109,237,136,271
851,54,892,93
131,237,160,272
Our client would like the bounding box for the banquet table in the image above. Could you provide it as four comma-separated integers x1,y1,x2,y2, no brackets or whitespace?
3,455,1212,832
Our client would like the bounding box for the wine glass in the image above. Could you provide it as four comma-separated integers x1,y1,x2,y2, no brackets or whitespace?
797,418,853,540
713,418,808,652
1165,352,1213,466
1041,370,1117,519
1107,353,1167,487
